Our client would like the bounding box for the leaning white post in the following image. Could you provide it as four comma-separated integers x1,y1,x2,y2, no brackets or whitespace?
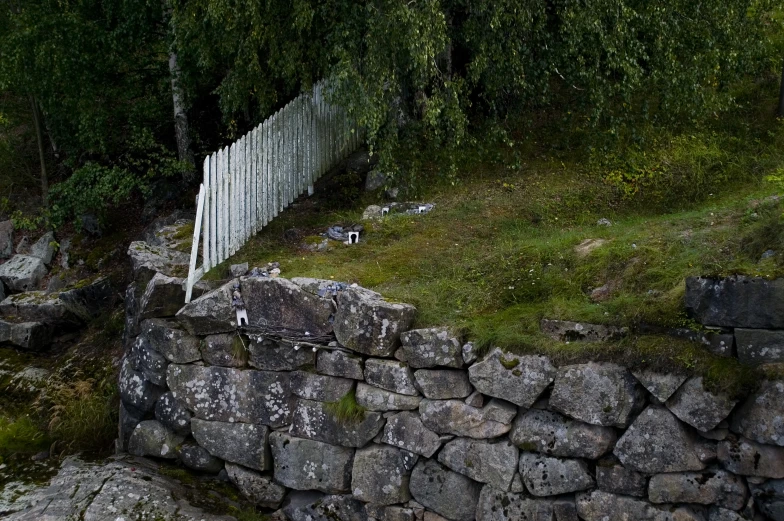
185,184,206,303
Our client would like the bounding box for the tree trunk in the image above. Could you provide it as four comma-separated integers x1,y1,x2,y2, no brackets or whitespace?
29,95,48,206
168,51,195,179
778,57,784,118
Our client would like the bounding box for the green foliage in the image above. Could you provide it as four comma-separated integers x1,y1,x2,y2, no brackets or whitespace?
0,416,48,458
325,388,365,424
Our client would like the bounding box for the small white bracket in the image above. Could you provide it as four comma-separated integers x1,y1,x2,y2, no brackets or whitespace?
308,184,314,196
235,308,249,327
418,205,427,214
381,206,390,217
348,232,359,244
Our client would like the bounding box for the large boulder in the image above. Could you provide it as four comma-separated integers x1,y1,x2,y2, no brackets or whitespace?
269,432,354,493
614,405,706,473
735,329,784,366
475,486,555,521
685,276,784,329
0,255,47,291
28,231,56,265
176,279,237,335
648,470,748,510
291,371,355,402
225,462,286,508
718,436,784,478
248,337,315,371
190,418,270,471
364,359,419,396
395,328,464,368
138,272,188,319
509,408,616,459
731,380,784,446
289,398,385,447
409,460,482,521
468,348,556,408
352,444,415,505
550,362,646,428
317,349,364,380
167,364,292,426
240,276,334,336
0,277,112,326
665,377,737,432
519,453,594,496
632,369,688,402
596,461,647,497
356,382,422,411
334,286,416,357
127,241,189,288
127,420,185,459
138,318,201,363
381,411,442,458
154,391,193,436
438,438,519,491
419,398,516,439
413,369,472,400
0,320,52,351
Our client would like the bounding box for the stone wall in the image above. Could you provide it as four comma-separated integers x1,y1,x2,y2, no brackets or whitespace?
120,239,784,521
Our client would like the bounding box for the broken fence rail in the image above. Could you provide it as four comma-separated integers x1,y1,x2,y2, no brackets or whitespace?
185,81,362,302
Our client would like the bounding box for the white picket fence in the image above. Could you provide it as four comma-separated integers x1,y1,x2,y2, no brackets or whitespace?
185,82,361,302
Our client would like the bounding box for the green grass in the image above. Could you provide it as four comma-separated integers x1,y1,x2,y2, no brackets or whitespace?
0,416,49,459
326,388,366,424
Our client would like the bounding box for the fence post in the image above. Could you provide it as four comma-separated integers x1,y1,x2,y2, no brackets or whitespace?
202,156,211,274
185,184,206,303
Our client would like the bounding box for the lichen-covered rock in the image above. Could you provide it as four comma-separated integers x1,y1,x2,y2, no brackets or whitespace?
176,279,236,335
200,332,247,367
154,391,192,435
395,328,463,368
289,398,385,447
28,231,56,265
462,342,478,364
475,486,555,521
290,371,355,403
595,462,647,497
419,398,516,439
317,349,364,380
552,497,579,521
240,277,334,336
409,460,482,521
129,334,168,386
468,348,556,408
0,255,47,291
381,412,442,458
735,329,784,366
550,362,646,428
614,405,706,473
632,369,688,402
356,382,422,411
138,272,187,319
118,357,164,413
519,453,594,496
413,369,472,399
225,462,286,508
718,436,784,478
365,505,416,521
282,491,368,521
248,337,315,371
438,438,518,491
127,241,190,288
178,442,224,473
648,470,748,510
334,286,416,357
665,377,737,432
269,432,354,493
750,479,784,520
510,409,616,459
127,420,184,459
139,318,201,363
541,319,627,342
575,491,668,521
118,401,144,452
0,321,52,351
190,418,270,471
731,380,784,446
364,358,419,396
707,507,748,521
685,276,784,329
352,444,414,505
0,291,85,326
167,364,292,426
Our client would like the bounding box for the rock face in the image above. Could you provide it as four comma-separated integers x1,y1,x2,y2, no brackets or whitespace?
718,436,784,478
190,418,271,471
128,420,185,459
419,399,516,438
0,321,51,350
289,399,385,448
540,319,627,342
241,277,334,336
550,362,645,428
334,286,416,357
270,432,354,493
414,369,472,399
154,391,193,435
665,377,737,432
409,460,482,521
356,382,422,411
735,328,784,366
225,462,286,508
685,276,784,329
395,328,463,368
614,406,706,473
128,241,190,285
291,371,355,402
575,490,666,521
510,409,617,459
139,272,188,319
119,357,164,412
731,380,784,446
468,348,556,408
647,470,748,510
750,479,784,520
200,332,246,367
475,486,555,521
381,412,442,458
364,358,419,395
139,318,201,363
0,255,47,291
519,452,594,496
352,445,413,505
438,438,519,491
632,369,688,402
282,492,368,521
596,462,647,497
318,349,365,379
167,364,292,426
176,279,237,335
249,337,315,371
28,231,56,264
